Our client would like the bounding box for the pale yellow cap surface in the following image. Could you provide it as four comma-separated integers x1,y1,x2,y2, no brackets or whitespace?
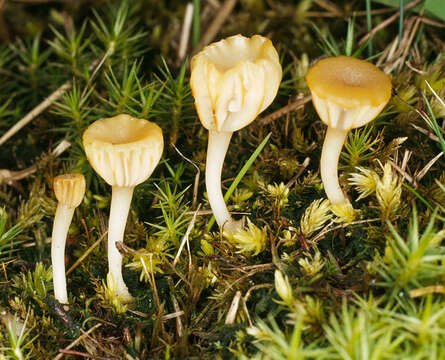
306,56,392,109
83,114,164,187
190,34,282,132
54,173,86,208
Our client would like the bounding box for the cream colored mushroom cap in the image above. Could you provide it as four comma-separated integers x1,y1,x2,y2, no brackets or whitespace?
83,114,164,187
306,56,392,109
54,173,86,208
190,34,282,132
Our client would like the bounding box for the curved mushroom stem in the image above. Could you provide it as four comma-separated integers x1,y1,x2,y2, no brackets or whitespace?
320,126,349,205
108,186,134,303
51,203,75,304
206,130,240,232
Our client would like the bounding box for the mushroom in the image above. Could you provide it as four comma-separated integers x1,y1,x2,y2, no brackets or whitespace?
83,114,163,302
190,34,282,231
52,173,86,304
306,56,392,212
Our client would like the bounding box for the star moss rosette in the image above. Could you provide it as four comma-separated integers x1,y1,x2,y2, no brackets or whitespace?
190,34,282,231
83,114,163,302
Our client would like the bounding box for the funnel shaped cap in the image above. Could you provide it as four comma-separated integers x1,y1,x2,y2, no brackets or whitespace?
83,114,164,187
191,34,282,132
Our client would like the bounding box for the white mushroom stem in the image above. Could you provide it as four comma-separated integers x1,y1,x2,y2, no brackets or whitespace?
51,203,75,304
206,130,239,231
108,185,134,302
320,126,349,205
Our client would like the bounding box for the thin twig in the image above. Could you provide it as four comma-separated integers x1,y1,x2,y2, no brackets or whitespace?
223,265,275,295
244,283,273,303
353,8,396,16
174,204,201,266
425,80,445,109
405,60,427,75
311,218,381,243
171,294,183,338
66,231,107,275
389,160,414,184
0,140,71,184
382,16,418,73
358,0,422,46
0,55,101,147
410,285,445,298
377,36,398,67
286,157,310,188
185,210,249,216
53,323,102,360
414,152,443,183
411,124,440,143
57,350,92,358
259,95,312,126
171,143,201,209
313,0,342,15
397,15,422,72
192,0,238,54
418,16,445,28
141,255,161,309
126,309,184,321
0,83,70,147
241,296,253,327
177,3,194,64
22,238,51,248
225,290,242,324
84,52,111,96
162,311,185,321
401,149,412,173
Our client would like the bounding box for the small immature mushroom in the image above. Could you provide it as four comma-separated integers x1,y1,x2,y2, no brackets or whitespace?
190,34,282,231
306,56,392,211
83,114,163,302
52,173,86,304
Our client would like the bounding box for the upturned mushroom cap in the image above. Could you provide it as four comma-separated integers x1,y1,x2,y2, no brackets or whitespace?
190,34,282,132
83,114,163,187
53,173,86,209
306,56,392,130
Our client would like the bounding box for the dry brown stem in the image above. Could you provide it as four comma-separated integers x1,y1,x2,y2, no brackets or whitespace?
358,0,423,46
192,0,237,54
259,95,312,126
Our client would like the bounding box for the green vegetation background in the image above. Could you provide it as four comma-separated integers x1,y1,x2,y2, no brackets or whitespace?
0,0,444,358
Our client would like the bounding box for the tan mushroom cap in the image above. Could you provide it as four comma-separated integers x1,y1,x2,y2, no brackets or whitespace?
306,56,392,109
54,173,86,208
83,114,163,187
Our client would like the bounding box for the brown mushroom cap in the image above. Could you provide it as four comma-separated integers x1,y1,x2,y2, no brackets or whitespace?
54,173,86,208
306,56,392,109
